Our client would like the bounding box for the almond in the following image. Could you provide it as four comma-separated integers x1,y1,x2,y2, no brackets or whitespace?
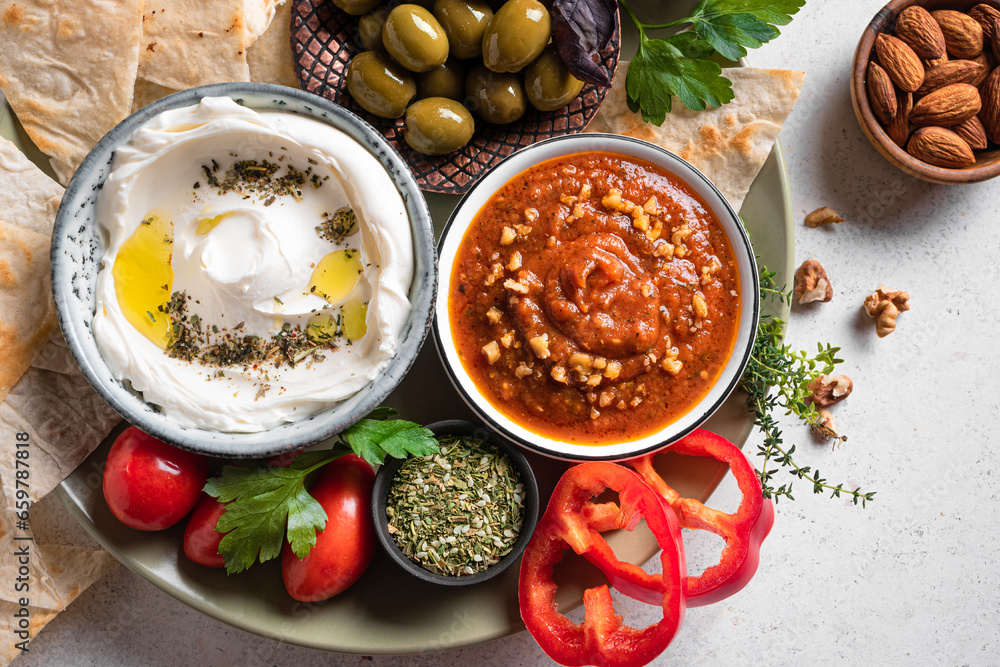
887,91,914,147
867,61,898,125
979,67,1000,142
932,10,984,59
895,6,947,59
971,50,995,84
993,18,1000,62
915,59,986,97
911,83,982,127
875,34,925,92
969,4,1000,41
952,116,989,149
907,126,976,168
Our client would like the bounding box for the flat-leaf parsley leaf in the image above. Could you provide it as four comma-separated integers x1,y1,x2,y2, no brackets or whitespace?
618,0,805,124
204,410,438,573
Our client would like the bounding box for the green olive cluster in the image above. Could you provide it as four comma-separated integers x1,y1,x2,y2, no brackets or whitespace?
340,0,585,155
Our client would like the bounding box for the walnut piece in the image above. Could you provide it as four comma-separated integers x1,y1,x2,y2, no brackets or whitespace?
482,341,500,365
810,408,841,440
503,278,529,294
804,206,845,228
808,374,853,407
794,259,833,304
528,334,550,359
507,251,522,271
864,286,910,337
692,292,708,319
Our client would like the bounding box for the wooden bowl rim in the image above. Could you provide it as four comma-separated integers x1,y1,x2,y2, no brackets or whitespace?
852,0,1000,184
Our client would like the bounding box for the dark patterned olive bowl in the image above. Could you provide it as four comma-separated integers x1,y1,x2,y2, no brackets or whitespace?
371,420,540,586
290,0,621,194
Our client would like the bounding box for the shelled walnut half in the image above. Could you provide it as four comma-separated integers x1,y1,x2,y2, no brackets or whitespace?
864,286,910,337
794,259,833,304
804,207,844,228
808,374,854,407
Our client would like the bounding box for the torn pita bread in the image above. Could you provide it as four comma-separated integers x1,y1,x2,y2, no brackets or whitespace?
1,334,122,509
0,144,121,667
0,138,63,404
135,1,296,112
0,491,118,665
245,0,286,49
0,0,143,184
247,0,298,88
138,0,251,90
587,65,806,211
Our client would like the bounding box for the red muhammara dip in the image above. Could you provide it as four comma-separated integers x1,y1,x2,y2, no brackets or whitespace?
449,152,740,444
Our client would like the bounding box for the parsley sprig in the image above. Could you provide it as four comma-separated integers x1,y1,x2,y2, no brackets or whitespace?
619,0,805,125
204,409,438,574
741,267,876,507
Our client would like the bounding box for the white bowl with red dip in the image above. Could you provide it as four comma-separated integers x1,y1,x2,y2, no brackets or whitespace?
433,134,759,462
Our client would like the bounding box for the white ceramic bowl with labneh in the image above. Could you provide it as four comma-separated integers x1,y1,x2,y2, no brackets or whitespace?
433,133,759,462
52,83,436,457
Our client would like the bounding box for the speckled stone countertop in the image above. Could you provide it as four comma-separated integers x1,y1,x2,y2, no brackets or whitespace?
15,1,1000,665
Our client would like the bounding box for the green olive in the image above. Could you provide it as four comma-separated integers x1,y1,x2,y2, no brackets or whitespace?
346,50,417,118
357,8,389,51
416,58,466,100
433,0,493,60
524,46,584,111
382,4,450,73
482,0,551,73
465,63,526,124
404,97,475,154
332,0,382,16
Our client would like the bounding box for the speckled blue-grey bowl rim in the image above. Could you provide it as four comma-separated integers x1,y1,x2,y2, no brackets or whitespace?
50,82,437,458
370,420,540,587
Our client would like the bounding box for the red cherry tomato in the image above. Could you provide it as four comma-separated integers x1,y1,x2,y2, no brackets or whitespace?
266,449,304,468
282,454,376,602
102,426,209,531
183,494,229,568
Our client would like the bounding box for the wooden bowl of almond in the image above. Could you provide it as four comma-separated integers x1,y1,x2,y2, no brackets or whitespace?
852,0,1000,183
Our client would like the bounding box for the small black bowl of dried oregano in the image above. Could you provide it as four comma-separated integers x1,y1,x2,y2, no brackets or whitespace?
371,419,540,586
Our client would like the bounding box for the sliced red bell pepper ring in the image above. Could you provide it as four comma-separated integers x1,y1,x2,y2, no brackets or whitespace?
626,428,775,607
519,462,686,667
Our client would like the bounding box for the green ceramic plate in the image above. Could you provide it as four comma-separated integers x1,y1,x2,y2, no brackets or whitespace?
3,0,794,654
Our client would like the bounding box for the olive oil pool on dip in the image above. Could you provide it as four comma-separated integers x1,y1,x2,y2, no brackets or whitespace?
449,152,741,444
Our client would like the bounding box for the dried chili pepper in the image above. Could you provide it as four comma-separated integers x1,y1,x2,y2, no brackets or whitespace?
519,462,686,667
627,428,775,607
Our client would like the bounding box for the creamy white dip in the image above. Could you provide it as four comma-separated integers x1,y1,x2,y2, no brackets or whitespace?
92,97,413,432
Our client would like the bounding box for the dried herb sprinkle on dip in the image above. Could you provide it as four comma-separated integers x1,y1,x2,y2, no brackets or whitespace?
385,435,525,577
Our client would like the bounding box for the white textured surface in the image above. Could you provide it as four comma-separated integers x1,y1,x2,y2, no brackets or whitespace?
14,1,1000,664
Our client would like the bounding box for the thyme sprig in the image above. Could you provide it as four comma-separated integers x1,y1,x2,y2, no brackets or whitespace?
741,267,876,507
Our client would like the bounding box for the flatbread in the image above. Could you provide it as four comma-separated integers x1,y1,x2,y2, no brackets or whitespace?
138,0,251,90
0,138,63,404
134,1,296,112
0,491,118,665
0,0,143,183
587,65,806,211
247,0,298,88
0,334,122,509
0,143,121,666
